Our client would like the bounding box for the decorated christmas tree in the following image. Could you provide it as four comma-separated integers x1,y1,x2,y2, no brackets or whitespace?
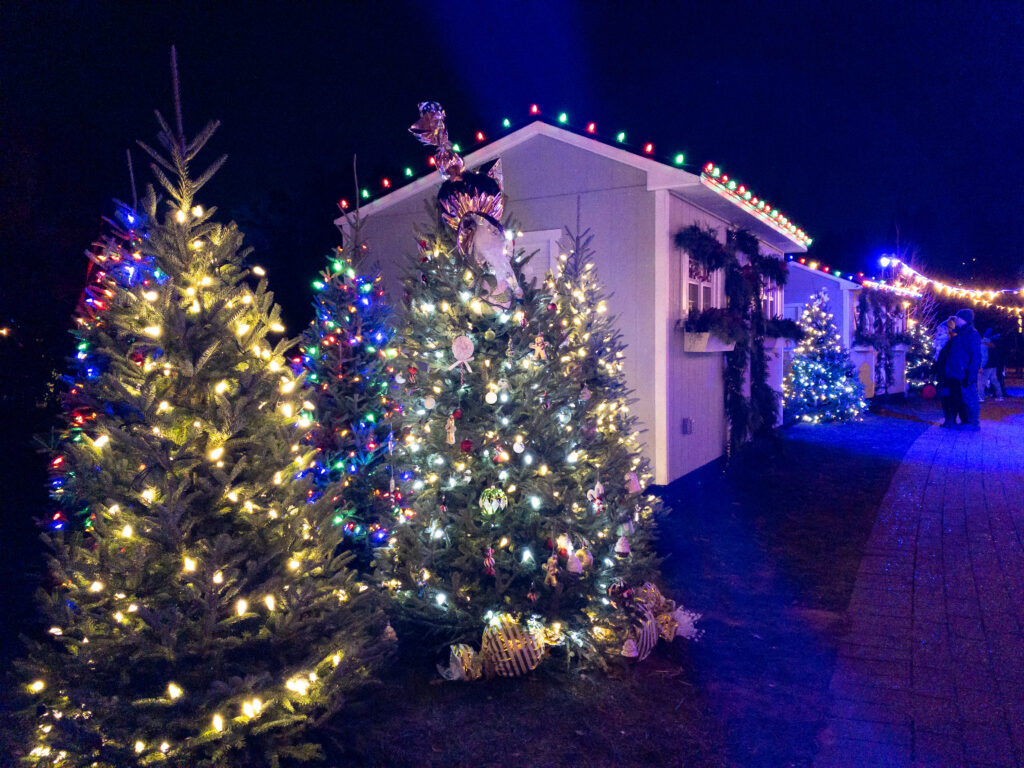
300,207,399,563
903,315,936,391
17,74,387,767
48,194,158,534
784,288,866,423
379,103,698,678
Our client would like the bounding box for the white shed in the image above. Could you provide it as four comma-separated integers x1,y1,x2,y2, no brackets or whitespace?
338,120,810,483
783,259,862,348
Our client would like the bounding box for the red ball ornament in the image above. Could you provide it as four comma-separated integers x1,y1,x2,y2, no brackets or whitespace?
548,302,557,311
460,439,473,452
546,538,554,549
453,408,463,419
921,384,937,400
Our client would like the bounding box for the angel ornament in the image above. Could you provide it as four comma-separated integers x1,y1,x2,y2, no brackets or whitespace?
445,414,457,445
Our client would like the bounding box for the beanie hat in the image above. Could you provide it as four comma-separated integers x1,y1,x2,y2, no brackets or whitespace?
956,308,974,323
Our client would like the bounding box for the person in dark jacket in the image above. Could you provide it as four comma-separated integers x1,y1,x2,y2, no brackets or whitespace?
945,308,982,430
934,317,959,427
978,329,1005,401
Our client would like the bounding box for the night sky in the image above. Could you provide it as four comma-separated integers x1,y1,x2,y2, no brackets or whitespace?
4,2,1024,337
1,3,1023,648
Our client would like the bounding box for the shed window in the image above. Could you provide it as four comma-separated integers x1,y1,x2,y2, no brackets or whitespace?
685,258,718,316
762,283,782,318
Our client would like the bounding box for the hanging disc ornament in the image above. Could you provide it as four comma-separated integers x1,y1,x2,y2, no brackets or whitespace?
449,335,475,375
485,390,498,405
424,396,436,409
479,487,508,515
512,439,525,454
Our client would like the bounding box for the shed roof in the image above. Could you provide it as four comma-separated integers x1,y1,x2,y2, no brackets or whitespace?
787,259,861,288
335,120,810,253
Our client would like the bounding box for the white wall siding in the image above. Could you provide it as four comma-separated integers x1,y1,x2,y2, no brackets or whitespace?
665,194,728,479
784,265,860,348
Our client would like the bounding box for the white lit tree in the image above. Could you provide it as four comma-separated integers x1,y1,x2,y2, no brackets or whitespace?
17,95,387,767
784,288,866,423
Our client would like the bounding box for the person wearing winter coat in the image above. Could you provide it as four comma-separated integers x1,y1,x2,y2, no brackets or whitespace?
934,317,959,427
945,308,983,430
978,329,1005,401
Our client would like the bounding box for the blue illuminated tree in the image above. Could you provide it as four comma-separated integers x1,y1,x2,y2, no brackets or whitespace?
300,210,399,560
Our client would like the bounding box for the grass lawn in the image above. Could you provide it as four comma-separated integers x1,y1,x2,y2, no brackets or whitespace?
0,407,930,767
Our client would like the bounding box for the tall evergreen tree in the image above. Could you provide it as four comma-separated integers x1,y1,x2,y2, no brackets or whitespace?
784,288,866,423
903,315,936,390
18,93,387,767
378,103,697,673
300,208,399,561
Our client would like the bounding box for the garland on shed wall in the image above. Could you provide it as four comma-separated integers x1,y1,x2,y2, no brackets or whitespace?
674,225,789,456
855,288,909,394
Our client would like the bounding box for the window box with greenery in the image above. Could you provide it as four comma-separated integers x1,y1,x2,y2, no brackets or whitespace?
678,307,742,353
762,317,803,349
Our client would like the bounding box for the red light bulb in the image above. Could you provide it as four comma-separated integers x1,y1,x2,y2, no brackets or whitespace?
643,143,654,154
428,156,436,166
476,131,485,141
530,104,539,114
382,178,391,189
586,122,596,133
338,199,349,210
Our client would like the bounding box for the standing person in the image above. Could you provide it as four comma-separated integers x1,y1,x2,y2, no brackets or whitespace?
946,308,982,430
978,329,1004,401
934,316,959,427
976,328,991,401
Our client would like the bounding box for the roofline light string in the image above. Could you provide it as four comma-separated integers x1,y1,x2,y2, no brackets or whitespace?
336,105,811,246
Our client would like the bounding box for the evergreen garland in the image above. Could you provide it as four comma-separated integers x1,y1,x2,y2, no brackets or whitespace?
674,224,789,456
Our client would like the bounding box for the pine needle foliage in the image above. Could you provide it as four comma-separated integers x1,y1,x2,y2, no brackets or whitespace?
300,209,399,564
17,108,388,768
48,201,158,534
378,218,663,670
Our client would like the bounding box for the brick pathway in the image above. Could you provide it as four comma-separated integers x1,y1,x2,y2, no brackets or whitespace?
815,408,1024,767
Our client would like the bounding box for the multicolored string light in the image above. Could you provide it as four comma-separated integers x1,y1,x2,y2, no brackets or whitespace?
337,106,810,249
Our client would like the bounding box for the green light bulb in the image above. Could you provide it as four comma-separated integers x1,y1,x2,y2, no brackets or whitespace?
616,132,626,143
404,167,413,177
558,112,568,123
502,118,511,128
361,189,369,199
674,153,685,165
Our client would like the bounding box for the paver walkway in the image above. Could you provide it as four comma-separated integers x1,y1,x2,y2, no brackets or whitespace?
815,408,1024,767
